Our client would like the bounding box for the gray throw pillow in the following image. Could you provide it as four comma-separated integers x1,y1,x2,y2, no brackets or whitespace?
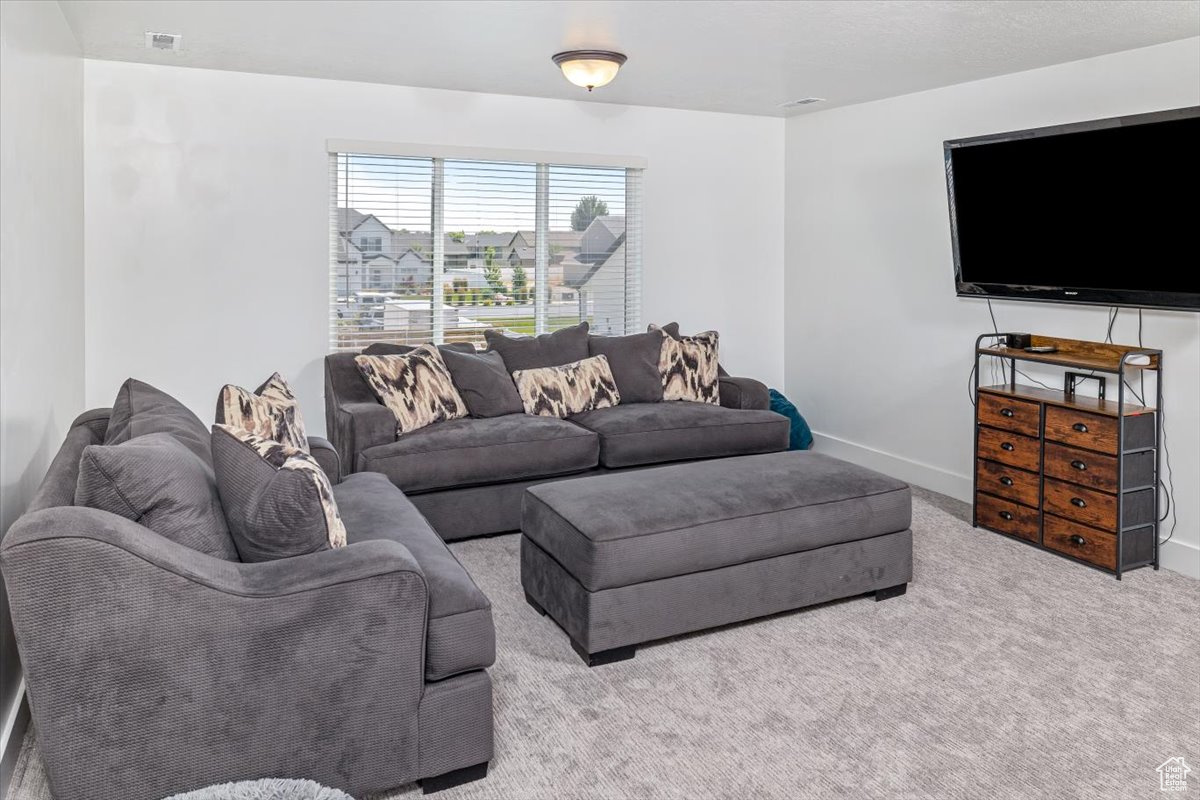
211,425,348,563
652,321,683,340
75,433,239,560
484,321,590,373
440,348,524,417
105,378,213,467
588,331,665,404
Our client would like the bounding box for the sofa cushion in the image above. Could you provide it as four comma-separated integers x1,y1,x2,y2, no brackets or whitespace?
355,346,468,435
216,372,309,452
440,348,524,418
211,425,347,562
105,378,212,467
588,331,665,404
358,415,598,493
75,433,239,560
569,401,789,468
333,471,495,680
484,321,589,373
512,355,620,418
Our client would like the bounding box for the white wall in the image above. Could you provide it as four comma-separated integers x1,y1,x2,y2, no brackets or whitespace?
0,0,83,780
784,38,1200,577
83,61,786,430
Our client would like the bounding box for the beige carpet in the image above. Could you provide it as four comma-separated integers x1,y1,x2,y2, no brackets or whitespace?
6,493,1198,800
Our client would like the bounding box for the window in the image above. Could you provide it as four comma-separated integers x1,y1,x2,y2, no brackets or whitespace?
330,145,643,351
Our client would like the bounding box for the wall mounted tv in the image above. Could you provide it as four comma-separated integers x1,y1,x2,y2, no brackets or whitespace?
944,106,1199,312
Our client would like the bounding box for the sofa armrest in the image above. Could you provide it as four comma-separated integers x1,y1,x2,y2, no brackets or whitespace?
1,506,428,799
719,376,769,410
307,436,342,484
330,402,396,476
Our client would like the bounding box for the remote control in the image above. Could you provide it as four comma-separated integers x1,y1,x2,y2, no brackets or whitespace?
1024,345,1058,353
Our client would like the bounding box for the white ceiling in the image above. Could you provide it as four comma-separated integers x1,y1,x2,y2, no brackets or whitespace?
59,0,1200,117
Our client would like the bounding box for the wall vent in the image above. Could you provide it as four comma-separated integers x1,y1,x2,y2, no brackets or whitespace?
144,32,182,52
779,97,826,109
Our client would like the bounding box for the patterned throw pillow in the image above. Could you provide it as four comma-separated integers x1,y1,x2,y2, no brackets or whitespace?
651,325,720,404
512,355,621,418
354,345,468,435
211,425,347,561
217,373,309,452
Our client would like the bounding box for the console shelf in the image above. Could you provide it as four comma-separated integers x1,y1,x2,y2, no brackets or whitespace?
978,334,1160,373
972,333,1163,580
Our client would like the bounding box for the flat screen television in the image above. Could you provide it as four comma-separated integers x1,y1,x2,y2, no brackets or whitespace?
944,106,1199,311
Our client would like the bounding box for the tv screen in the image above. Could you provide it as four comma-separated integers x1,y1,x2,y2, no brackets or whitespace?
945,107,1199,311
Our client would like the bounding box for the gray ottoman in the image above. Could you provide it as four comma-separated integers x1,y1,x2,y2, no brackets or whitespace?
521,450,913,666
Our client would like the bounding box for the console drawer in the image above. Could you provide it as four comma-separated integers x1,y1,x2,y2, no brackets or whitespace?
1043,479,1156,532
1044,442,1153,494
1045,407,1117,454
1044,442,1116,492
1043,479,1116,531
977,427,1041,473
977,392,1040,437
1043,514,1116,571
976,459,1039,508
975,492,1039,543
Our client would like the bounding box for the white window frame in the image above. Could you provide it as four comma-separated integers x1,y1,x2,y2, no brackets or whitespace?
329,141,645,348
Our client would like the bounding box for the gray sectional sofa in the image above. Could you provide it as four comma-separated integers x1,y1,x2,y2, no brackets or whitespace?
1,325,793,800
324,340,789,541
0,399,495,800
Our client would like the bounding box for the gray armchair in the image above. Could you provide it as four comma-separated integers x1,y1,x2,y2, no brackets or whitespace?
0,410,494,800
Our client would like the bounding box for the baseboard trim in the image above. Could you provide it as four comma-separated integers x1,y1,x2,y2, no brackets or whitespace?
810,430,1197,580
810,430,973,504
0,681,29,799
1160,539,1200,580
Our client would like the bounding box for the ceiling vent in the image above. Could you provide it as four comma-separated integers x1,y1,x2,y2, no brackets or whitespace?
779,97,826,109
144,32,182,52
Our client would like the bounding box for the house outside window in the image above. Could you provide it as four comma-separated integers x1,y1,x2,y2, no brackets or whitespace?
330,144,644,351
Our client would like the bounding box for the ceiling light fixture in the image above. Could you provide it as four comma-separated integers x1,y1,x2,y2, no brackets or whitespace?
552,50,627,92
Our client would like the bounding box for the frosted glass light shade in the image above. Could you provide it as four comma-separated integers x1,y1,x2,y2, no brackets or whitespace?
552,51,627,91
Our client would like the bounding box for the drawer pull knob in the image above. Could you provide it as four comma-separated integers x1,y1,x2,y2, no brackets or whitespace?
1001,442,1015,452
999,511,1014,521
1072,422,1089,433
1069,534,1087,546
1000,408,1015,418
1000,476,1014,487
1070,497,1087,508
1070,460,1088,471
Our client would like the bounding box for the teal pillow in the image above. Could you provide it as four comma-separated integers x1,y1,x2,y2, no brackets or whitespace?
768,389,813,450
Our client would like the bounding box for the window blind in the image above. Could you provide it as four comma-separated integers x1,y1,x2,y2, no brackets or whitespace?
331,149,642,351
